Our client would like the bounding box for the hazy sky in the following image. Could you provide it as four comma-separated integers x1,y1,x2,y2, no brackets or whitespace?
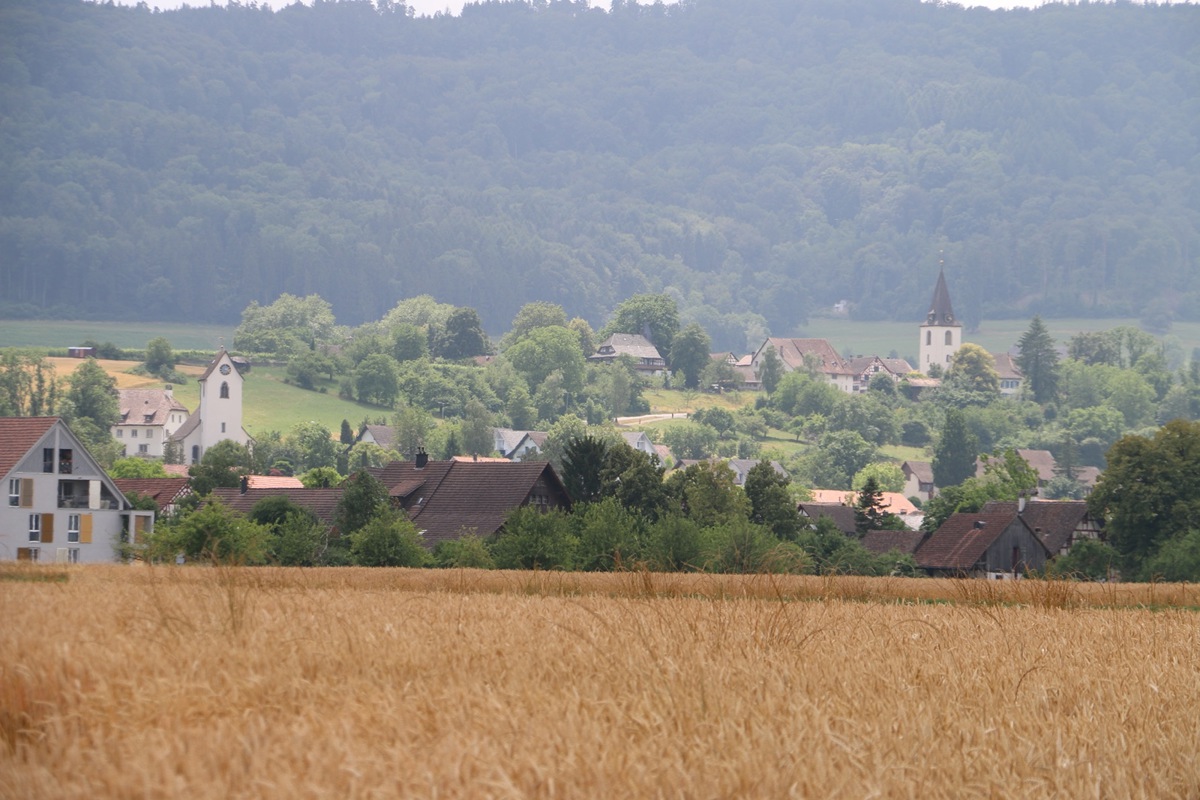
121,0,1051,17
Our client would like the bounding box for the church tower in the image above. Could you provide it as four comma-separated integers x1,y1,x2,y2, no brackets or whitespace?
174,348,251,463
919,264,962,373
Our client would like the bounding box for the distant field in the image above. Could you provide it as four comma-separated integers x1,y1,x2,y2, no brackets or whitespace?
3,565,1199,799
0,320,235,351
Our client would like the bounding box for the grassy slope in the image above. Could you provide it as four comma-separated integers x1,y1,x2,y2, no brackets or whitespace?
48,358,383,437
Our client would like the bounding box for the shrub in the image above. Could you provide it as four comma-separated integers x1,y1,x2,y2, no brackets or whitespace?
350,512,430,567
489,507,577,570
433,533,496,569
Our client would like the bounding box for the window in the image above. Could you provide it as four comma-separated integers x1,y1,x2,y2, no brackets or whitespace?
29,514,41,542
131,429,137,438
43,447,54,473
138,444,149,454
17,548,39,562
116,429,124,438
146,429,154,439
8,478,18,507
220,381,230,399
945,331,953,346
68,514,80,543
221,422,226,433
67,549,80,564
925,331,931,346
58,449,73,474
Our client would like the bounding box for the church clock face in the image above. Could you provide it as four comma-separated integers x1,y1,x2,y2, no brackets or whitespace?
219,363,232,375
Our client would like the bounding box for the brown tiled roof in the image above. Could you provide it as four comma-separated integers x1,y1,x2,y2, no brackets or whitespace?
980,500,1094,555
368,459,570,548
117,388,189,425
862,529,927,556
903,461,934,484
361,424,396,450
210,487,345,527
993,352,1023,380
978,449,1058,483
0,417,58,479
798,503,857,535
113,477,191,512
760,338,850,375
915,513,1029,570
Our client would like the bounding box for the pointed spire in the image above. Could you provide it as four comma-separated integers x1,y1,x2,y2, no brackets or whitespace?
924,257,958,327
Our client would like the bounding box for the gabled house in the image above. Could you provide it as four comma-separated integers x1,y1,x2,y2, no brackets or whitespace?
620,431,655,456
914,512,1051,578
847,356,914,393
901,460,936,503
993,353,1024,398
368,454,571,548
750,338,857,393
980,499,1104,557
356,424,397,452
589,334,668,377
976,449,1059,489
113,477,191,516
674,458,787,487
112,387,190,459
2,417,154,563
493,428,548,460
797,502,857,535
807,489,923,530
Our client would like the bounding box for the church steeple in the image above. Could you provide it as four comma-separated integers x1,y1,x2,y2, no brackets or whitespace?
919,257,963,374
925,268,956,327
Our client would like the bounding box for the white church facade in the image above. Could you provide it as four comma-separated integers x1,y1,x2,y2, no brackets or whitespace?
170,349,253,464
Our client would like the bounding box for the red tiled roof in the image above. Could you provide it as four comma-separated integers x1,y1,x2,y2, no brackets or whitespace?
113,478,191,512
760,337,851,375
247,475,304,489
915,513,1028,570
0,417,58,479
210,487,345,527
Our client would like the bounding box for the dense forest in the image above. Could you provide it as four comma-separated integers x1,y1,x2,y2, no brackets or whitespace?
1,0,1197,350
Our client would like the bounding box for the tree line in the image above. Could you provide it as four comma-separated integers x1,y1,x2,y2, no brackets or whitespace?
2,0,1198,350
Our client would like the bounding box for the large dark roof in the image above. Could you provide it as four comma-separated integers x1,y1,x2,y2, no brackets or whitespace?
861,530,927,556
210,487,345,527
368,459,571,547
980,500,1094,554
915,512,1030,570
798,502,857,536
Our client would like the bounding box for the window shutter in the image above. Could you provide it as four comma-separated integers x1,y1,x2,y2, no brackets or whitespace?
41,514,54,543
19,479,33,508
80,515,93,544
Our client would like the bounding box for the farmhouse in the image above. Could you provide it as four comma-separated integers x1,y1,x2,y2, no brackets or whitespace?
915,511,1051,578
111,387,189,458
589,333,668,377
750,338,856,393
1,417,154,563
980,499,1103,557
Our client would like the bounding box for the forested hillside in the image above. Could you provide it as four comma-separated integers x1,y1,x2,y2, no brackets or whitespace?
1,0,1197,349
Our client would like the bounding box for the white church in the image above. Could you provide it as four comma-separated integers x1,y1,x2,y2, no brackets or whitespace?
113,348,252,464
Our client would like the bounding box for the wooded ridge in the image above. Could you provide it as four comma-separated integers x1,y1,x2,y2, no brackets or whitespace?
1,0,1196,349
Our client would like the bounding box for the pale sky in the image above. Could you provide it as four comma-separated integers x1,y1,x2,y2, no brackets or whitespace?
120,0,1049,18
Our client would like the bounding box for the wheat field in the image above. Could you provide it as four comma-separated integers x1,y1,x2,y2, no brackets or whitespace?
3,566,1199,799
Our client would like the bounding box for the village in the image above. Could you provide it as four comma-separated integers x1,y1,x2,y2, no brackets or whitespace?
3,271,1128,580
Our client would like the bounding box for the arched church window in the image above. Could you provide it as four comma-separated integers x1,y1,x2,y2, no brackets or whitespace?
926,331,931,346
220,382,229,399
944,331,953,346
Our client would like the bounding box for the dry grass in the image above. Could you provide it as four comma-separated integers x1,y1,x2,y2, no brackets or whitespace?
3,566,1199,799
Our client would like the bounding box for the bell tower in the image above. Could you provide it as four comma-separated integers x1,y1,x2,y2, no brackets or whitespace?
919,260,962,373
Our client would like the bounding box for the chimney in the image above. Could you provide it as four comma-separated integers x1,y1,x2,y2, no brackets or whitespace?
1018,492,1027,513
239,475,249,495
165,384,173,397
415,448,428,469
